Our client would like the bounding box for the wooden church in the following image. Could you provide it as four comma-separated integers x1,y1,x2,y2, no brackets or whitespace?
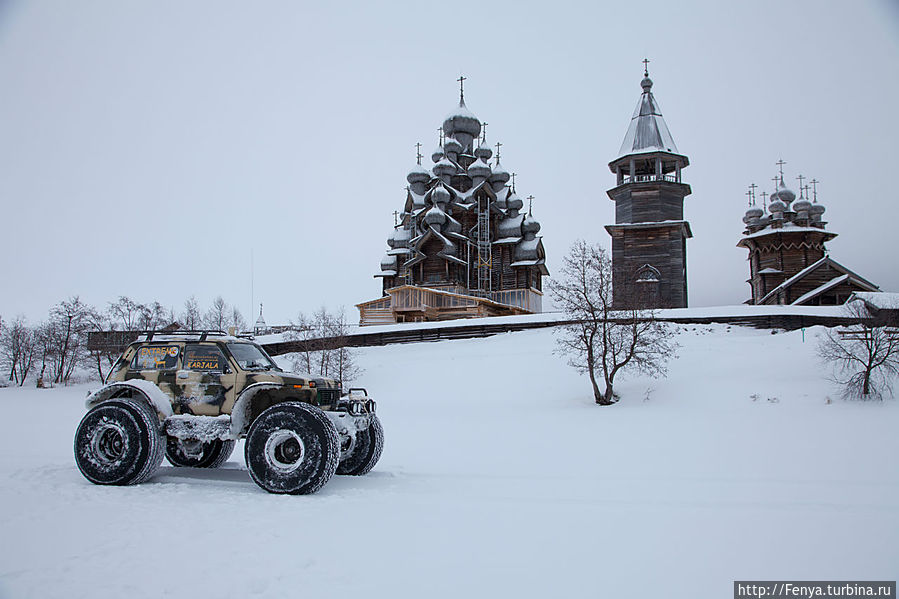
357,82,548,325
738,168,879,305
605,66,692,309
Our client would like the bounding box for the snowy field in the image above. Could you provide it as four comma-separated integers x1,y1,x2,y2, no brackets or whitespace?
1,324,897,598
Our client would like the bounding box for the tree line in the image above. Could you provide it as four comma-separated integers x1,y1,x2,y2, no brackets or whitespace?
0,295,248,387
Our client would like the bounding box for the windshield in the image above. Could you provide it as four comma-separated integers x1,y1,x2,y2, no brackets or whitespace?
226,342,280,371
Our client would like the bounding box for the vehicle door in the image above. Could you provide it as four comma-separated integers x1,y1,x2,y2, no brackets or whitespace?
125,343,181,400
175,343,237,416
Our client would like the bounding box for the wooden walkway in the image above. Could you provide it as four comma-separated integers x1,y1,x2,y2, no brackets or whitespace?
259,309,859,356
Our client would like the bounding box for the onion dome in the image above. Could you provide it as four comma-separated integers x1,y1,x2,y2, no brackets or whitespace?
522,215,541,236
431,186,451,205
443,100,481,139
431,147,445,163
380,253,397,270
406,164,430,185
474,144,493,162
443,137,462,155
792,198,812,215
507,192,523,212
809,202,826,221
768,198,786,216
489,163,511,185
424,205,447,226
467,157,491,179
641,76,653,91
770,181,796,205
433,157,456,177
743,206,763,224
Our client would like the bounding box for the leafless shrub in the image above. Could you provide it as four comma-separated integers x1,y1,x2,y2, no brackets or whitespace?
548,240,677,405
818,300,899,400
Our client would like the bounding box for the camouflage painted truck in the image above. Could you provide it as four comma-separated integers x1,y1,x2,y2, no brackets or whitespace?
74,331,383,494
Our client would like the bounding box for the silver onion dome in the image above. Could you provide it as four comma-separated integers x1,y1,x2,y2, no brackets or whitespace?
474,144,493,161
406,164,430,185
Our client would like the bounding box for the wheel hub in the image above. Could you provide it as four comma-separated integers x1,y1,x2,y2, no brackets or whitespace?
91,421,127,464
264,430,306,473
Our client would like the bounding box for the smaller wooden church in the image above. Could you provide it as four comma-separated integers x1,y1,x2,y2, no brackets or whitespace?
357,85,548,326
738,170,879,305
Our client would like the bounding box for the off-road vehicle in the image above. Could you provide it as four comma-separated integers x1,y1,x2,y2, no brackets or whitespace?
74,331,383,494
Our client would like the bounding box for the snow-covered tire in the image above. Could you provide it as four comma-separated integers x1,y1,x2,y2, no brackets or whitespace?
74,398,165,486
337,415,384,476
244,402,340,495
165,437,235,468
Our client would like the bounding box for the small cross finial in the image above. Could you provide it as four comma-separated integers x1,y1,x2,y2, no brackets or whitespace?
511,172,517,193
776,158,787,179
749,183,758,206
457,75,466,102
480,122,488,145
771,176,780,191
746,188,753,208
494,141,502,164
259,303,263,317
527,195,534,215
438,127,444,145
761,190,769,210
393,210,400,226
642,58,650,77
810,178,819,202
796,174,806,198
415,142,422,165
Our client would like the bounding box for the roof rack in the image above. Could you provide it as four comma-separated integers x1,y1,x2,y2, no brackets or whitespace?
140,329,230,342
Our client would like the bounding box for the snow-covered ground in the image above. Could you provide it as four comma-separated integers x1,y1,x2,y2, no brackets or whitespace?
1,324,896,598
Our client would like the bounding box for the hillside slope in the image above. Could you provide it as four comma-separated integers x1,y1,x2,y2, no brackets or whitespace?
0,324,896,598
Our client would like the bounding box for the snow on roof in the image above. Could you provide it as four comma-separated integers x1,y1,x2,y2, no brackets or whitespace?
790,274,851,306
493,236,522,245
758,268,783,274
760,256,879,304
849,291,899,310
742,223,833,240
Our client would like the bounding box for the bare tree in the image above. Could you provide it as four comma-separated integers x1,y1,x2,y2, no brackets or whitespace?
548,240,676,405
46,297,94,385
0,316,36,386
138,301,168,330
181,296,202,330
108,296,144,331
818,300,899,400
325,308,362,384
286,307,362,384
286,312,317,374
85,308,118,382
229,306,247,333
204,296,229,331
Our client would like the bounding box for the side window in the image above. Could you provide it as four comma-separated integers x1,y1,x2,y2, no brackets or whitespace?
184,345,229,373
132,345,180,370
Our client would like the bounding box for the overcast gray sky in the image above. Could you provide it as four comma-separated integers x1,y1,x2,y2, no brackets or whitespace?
1,0,897,325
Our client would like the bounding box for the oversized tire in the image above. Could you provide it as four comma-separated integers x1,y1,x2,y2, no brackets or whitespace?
244,402,340,495
74,398,165,486
165,437,235,468
337,415,384,476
